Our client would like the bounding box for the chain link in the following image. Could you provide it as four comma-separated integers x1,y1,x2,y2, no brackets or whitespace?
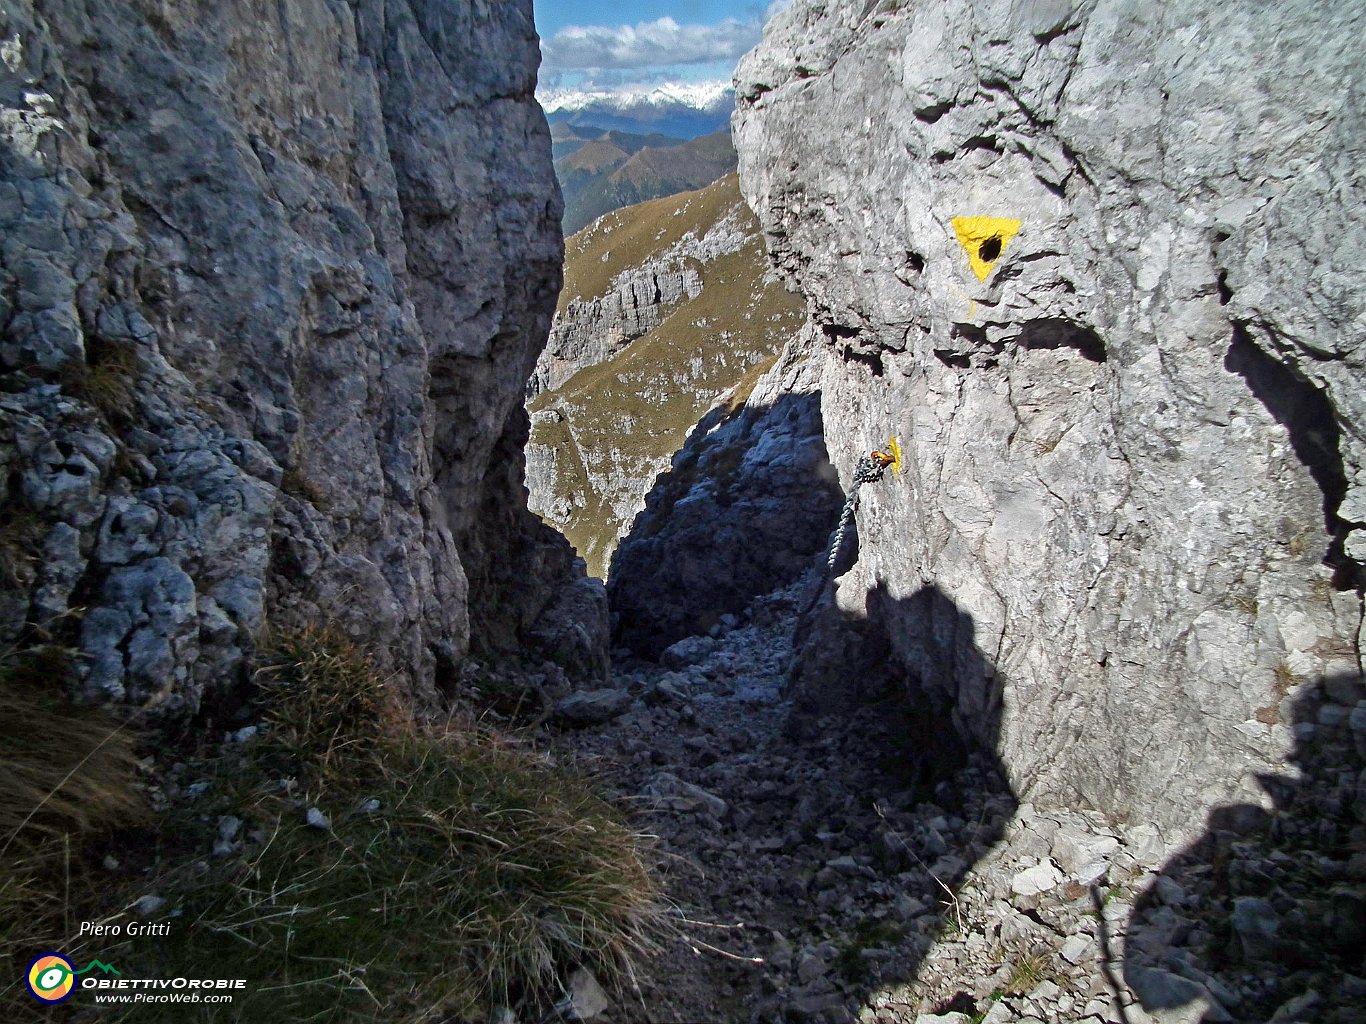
825,454,888,572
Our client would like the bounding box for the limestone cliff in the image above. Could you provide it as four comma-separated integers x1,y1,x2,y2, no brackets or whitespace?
0,0,603,717
733,0,1365,839
607,339,844,655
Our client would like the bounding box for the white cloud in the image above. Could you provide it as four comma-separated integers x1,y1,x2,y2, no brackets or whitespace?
542,16,762,72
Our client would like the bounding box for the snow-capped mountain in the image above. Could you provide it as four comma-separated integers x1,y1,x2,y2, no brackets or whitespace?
539,82,735,139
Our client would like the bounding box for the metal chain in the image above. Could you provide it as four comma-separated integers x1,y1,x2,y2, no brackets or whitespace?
824,454,888,572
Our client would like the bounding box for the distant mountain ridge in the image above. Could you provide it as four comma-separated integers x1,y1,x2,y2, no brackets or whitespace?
541,83,734,139
552,125,737,235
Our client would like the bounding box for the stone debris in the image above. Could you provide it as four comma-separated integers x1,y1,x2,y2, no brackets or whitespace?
304,807,331,831
1009,861,1063,897
545,568,1363,1024
553,688,633,726
643,772,729,820
558,967,610,1021
660,635,720,670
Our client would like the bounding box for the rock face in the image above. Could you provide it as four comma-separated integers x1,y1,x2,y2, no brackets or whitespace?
529,173,757,399
525,174,806,578
733,0,1365,839
0,0,604,717
608,340,844,655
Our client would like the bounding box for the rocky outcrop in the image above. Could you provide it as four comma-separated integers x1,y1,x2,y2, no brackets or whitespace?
528,175,751,398
608,340,843,655
734,0,1365,840
0,0,603,717
530,264,703,399
525,174,805,578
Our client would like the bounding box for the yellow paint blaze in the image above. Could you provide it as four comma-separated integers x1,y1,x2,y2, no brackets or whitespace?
952,216,1022,281
872,436,903,475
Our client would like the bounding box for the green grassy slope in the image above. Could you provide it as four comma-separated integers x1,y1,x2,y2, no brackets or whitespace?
529,174,804,578
557,130,737,236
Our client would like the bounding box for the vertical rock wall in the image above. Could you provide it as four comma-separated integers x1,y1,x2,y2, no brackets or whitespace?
0,0,597,717
735,0,1365,839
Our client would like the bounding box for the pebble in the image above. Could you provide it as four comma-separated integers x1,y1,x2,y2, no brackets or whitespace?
796,951,829,984
1061,934,1092,965
1230,896,1279,959
554,688,632,725
1011,860,1064,897
558,967,609,1021
133,895,166,916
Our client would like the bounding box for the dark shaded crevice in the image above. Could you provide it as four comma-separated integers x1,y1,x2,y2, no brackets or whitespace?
931,135,1002,164
935,323,995,370
934,992,981,1018
826,321,886,377
935,349,972,369
841,345,884,377
1034,172,1068,200
1224,324,1356,559
953,322,990,347
914,101,952,124
1017,317,1107,363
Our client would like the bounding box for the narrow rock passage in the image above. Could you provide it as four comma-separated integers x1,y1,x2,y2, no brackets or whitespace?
553,573,1016,1023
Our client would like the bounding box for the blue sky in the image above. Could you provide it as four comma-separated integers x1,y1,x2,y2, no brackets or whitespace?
533,1,787,93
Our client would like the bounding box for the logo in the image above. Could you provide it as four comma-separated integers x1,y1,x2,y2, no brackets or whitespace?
26,953,76,1003
25,955,122,1003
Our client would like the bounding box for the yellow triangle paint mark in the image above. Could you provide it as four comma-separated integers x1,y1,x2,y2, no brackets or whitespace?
952,216,1022,281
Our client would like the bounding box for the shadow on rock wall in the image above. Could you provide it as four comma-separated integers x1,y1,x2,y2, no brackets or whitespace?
1124,674,1366,1024
761,576,1020,1021
608,391,843,658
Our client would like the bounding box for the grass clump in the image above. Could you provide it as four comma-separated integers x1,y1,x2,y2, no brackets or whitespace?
0,645,147,982
834,919,905,983
138,626,664,1022
1003,948,1052,994
252,626,398,781
58,339,140,423
0,505,47,589
279,467,332,511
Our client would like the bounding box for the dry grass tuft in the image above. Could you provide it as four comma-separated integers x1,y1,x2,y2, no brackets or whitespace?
59,340,140,421
1003,948,1052,994
0,645,146,846
0,645,146,980
129,626,666,1022
252,625,400,783
0,506,47,589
